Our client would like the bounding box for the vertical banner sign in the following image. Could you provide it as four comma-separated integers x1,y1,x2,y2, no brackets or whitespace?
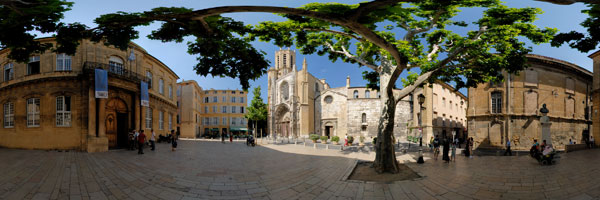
141,81,149,107
95,69,108,98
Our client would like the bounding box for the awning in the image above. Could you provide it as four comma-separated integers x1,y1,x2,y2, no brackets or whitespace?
230,127,248,132
210,128,219,131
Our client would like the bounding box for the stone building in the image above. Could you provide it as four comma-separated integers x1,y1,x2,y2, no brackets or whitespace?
0,37,179,152
409,82,467,145
267,49,411,140
198,88,248,137
468,54,592,150
589,50,600,146
176,80,203,138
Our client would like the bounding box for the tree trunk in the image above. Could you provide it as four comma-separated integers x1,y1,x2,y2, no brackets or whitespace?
373,73,400,174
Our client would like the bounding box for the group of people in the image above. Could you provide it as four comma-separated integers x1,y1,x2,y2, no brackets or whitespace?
128,129,178,154
221,132,233,143
430,135,475,163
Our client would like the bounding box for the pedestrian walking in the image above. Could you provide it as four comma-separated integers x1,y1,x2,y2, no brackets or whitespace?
451,143,456,162
464,137,470,157
134,130,140,150
433,135,440,160
150,129,156,151
504,140,512,156
128,129,135,150
171,130,178,151
138,130,146,154
344,135,348,146
229,132,233,143
469,137,474,158
429,136,434,151
442,137,450,163
221,132,225,143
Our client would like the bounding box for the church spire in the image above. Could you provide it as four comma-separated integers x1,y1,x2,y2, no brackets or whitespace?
302,57,307,71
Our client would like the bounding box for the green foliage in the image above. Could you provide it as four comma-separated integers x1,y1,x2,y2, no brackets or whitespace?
332,136,340,142
347,136,354,144
372,137,377,144
320,136,328,141
551,4,600,52
309,134,320,142
0,0,73,62
245,86,268,122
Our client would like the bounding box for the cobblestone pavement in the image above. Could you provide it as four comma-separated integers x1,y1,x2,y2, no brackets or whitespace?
1,140,599,200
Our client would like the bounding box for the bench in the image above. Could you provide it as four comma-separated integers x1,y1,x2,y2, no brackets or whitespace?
565,144,587,153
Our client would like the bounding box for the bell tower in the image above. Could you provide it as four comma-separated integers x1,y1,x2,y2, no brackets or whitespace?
275,48,296,76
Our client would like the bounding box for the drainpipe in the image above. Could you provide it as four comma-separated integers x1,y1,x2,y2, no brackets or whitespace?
505,73,511,145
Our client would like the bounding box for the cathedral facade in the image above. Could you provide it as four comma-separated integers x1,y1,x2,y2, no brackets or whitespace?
267,49,412,140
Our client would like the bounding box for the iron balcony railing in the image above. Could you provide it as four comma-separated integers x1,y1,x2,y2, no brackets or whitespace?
83,61,151,88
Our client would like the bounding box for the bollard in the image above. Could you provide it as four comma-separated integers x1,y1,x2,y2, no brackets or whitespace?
314,143,316,149
326,144,329,150
303,142,306,147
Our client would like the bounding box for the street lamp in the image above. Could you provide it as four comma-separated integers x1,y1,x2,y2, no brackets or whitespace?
417,93,425,164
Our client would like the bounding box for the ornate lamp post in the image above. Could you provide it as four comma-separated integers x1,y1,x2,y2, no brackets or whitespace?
417,93,425,164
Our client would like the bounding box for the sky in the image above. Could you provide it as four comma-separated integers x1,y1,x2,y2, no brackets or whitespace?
51,0,592,105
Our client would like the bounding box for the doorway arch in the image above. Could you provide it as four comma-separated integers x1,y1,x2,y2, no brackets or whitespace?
106,98,129,148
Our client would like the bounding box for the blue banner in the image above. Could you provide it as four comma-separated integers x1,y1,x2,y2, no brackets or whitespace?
95,69,108,98
141,81,149,107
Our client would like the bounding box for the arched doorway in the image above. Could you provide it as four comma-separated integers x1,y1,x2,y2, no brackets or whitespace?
274,105,291,138
106,98,129,148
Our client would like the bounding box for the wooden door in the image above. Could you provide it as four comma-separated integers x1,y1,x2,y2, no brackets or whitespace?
106,112,117,148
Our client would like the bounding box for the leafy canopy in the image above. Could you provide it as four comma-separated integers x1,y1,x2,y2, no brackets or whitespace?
244,86,268,122
551,3,600,53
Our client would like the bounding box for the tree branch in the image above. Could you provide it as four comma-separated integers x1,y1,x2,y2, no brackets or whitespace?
325,42,379,71
303,28,366,42
393,70,437,102
535,0,600,5
403,9,444,42
350,0,417,20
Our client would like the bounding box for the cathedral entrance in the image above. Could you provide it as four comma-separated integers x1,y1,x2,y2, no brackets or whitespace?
106,98,129,149
325,126,332,138
274,104,291,138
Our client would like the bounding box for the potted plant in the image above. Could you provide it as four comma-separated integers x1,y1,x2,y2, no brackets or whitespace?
309,134,320,143
359,136,366,147
332,136,340,145
347,136,354,146
320,136,328,144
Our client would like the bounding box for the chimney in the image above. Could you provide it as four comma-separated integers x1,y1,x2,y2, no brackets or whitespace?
346,76,350,88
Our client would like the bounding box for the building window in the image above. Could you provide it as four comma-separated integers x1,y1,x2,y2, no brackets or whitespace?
353,90,359,98
232,97,236,103
213,91,217,94
177,114,180,124
169,114,173,130
158,79,164,94
3,102,14,128
145,107,152,129
566,78,575,94
324,96,333,104
362,113,366,123
240,107,244,113
213,117,218,125
27,98,40,127
222,117,227,125
204,106,208,113
158,112,164,130
204,97,209,103
146,71,153,88
4,63,13,82
450,101,453,109
222,96,226,102
223,106,227,113
56,96,71,127
56,53,72,71
168,85,173,99
525,69,538,87
232,117,237,125
281,82,290,100
365,91,370,98
27,56,40,75
213,96,217,103
177,86,181,97
108,56,124,75
212,106,217,113
240,97,244,103
232,106,237,113
204,117,209,125
442,98,446,107
204,91,208,94
491,91,502,114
